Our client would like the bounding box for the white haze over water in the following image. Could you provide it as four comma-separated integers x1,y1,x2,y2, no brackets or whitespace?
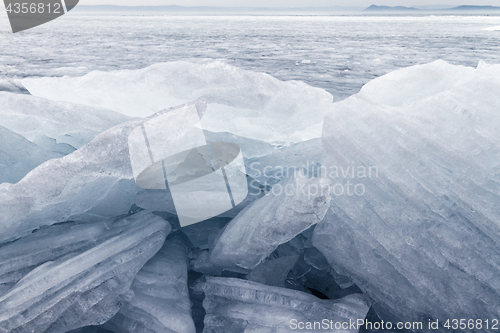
1,14,500,100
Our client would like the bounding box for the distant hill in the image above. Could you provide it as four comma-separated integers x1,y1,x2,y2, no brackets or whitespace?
364,4,500,12
414,5,455,10
364,5,419,11
449,5,500,10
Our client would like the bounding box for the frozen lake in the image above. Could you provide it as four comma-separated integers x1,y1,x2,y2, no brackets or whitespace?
1,14,500,100
1,11,500,332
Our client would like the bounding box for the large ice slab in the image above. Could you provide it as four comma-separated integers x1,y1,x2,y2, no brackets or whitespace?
22,61,333,145
0,100,211,243
0,91,130,150
201,277,370,333
358,59,475,106
0,211,170,333
314,60,500,328
206,173,332,272
0,116,142,243
0,91,130,182
104,234,196,333
0,97,324,243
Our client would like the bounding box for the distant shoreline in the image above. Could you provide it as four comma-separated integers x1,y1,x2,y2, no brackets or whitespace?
2,4,500,16
66,5,500,16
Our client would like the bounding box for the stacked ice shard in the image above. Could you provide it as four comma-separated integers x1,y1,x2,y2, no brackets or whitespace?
0,211,170,333
0,100,214,243
0,59,499,332
104,234,196,333
201,277,370,333
314,60,500,327
206,173,332,272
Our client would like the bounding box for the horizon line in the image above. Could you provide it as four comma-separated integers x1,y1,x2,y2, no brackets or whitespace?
3,4,500,13
69,4,500,10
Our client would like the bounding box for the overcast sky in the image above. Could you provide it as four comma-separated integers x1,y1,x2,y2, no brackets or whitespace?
79,0,500,7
